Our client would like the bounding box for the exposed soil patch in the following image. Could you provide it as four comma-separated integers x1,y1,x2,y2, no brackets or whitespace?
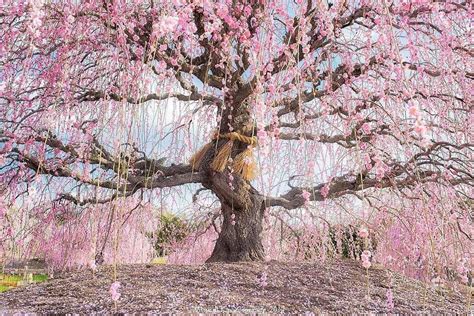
0,259,471,314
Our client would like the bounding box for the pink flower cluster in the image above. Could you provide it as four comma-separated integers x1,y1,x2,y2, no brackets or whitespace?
359,227,371,269
0,197,7,218
109,281,121,302
386,288,394,311
358,227,369,239
153,15,179,38
457,258,469,284
361,250,372,269
258,271,268,288
320,183,330,199
408,103,427,138
373,155,390,181
228,171,235,190
28,0,45,37
301,190,311,206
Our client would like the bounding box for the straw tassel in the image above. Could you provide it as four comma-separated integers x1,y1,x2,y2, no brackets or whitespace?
189,130,258,180
189,142,213,170
232,147,257,181
210,140,234,172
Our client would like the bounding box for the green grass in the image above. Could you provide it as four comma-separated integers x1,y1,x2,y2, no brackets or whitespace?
0,284,13,293
1,274,23,282
151,256,168,265
33,274,48,282
0,273,48,293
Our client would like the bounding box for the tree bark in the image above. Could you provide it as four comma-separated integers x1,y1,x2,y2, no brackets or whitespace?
204,171,265,263
206,193,265,262
201,101,265,262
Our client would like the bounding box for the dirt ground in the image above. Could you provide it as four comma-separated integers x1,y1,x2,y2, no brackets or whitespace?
0,259,471,314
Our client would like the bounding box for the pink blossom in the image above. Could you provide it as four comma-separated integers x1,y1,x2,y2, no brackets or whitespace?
301,190,311,205
29,8,44,36
457,258,469,283
258,271,268,288
386,289,394,311
153,15,179,36
257,129,267,146
362,259,371,269
358,227,369,239
161,15,179,32
414,119,427,136
362,250,372,259
361,250,372,269
88,260,97,272
448,213,457,223
66,15,75,24
375,164,386,180
361,122,371,134
408,104,420,117
363,153,372,170
320,184,330,199
243,155,253,165
109,281,121,301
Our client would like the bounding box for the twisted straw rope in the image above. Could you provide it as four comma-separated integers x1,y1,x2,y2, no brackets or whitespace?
214,132,257,146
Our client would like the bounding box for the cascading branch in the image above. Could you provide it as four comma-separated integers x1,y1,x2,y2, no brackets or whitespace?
0,0,472,276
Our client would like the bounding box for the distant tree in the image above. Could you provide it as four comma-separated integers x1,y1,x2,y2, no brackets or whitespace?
1,1,471,264
151,212,189,257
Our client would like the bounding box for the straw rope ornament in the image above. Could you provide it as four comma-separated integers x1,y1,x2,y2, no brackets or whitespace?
190,130,258,181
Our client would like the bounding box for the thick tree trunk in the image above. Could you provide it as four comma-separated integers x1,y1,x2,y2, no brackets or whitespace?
204,172,265,263
201,101,265,262
207,193,265,262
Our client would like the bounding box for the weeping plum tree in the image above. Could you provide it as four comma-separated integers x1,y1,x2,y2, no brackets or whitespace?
0,0,472,264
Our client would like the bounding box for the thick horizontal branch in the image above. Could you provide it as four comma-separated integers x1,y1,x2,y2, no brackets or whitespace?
140,171,205,190
266,141,473,210
79,89,219,104
4,131,207,206
12,148,129,192
266,171,472,210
